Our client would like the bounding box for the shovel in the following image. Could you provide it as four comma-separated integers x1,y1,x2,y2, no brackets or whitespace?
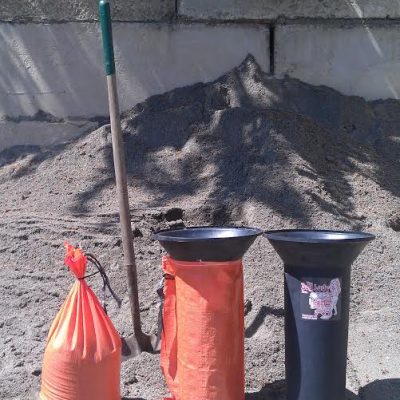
98,0,159,357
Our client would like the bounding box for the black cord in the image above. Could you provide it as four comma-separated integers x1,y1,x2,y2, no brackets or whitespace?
80,253,122,312
78,271,100,280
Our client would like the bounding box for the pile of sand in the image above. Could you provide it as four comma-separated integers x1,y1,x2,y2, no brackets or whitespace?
0,56,399,399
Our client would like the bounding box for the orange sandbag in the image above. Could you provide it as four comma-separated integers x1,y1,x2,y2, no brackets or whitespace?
161,256,245,400
40,243,121,400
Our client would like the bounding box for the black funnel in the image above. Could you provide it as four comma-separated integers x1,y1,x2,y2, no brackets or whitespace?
152,226,263,261
264,229,375,400
265,229,375,268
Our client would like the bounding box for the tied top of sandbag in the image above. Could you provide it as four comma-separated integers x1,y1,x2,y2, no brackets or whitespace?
64,242,87,279
63,242,122,308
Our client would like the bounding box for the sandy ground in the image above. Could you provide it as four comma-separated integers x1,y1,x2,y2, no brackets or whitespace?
0,56,399,399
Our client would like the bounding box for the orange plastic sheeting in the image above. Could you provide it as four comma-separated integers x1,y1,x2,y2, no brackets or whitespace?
40,243,121,400
161,256,245,400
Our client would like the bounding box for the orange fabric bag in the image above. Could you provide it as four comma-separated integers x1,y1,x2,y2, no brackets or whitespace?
40,243,121,400
161,256,245,400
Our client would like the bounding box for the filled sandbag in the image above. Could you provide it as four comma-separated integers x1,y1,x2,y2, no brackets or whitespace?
40,243,121,400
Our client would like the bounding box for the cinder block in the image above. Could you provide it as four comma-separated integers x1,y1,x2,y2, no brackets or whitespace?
179,0,400,20
0,120,97,152
275,24,400,100
0,0,175,22
0,23,269,118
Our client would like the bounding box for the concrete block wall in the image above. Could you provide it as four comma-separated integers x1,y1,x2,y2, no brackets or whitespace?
2,0,400,22
0,23,269,119
179,0,400,20
275,23,400,100
0,0,176,22
2,0,400,148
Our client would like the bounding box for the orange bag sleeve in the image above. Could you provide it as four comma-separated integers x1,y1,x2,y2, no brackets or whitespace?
160,256,245,400
160,257,179,399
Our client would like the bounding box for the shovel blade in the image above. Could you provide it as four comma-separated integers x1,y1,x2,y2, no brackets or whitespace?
121,333,160,360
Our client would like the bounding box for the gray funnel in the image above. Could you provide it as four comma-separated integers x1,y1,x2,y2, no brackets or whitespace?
265,229,375,268
152,226,262,261
264,229,375,400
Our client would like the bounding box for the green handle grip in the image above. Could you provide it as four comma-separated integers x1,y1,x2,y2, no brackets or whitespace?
99,0,115,75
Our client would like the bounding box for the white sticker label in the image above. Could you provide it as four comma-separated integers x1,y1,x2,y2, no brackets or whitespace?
300,278,342,321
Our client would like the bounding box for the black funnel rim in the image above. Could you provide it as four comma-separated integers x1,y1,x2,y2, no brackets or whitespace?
153,226,264,242
152,226,263,262
264,229,375,244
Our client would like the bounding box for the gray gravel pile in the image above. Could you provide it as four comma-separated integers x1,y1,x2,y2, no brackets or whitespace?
0,56,399,399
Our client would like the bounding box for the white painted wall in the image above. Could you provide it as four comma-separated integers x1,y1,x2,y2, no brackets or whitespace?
0,23,269,119
276,24,400,101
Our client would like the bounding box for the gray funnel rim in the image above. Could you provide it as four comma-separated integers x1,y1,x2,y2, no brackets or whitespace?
264,229,375,268
153,226,263,242
152,226,263,262
264,229,375,244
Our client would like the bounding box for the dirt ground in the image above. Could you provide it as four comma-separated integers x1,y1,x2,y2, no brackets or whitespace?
0,56,399,399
